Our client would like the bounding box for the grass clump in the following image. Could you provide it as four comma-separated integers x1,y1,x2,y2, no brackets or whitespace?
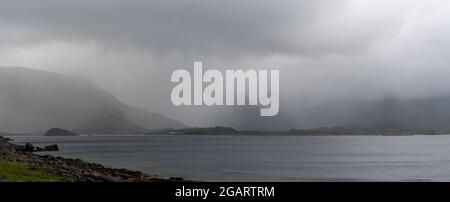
0,152,65,182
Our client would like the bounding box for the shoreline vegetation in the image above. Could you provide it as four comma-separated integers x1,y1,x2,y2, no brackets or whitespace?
0,136,184,182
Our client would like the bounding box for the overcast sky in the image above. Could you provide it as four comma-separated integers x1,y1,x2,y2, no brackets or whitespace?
1,0,450,126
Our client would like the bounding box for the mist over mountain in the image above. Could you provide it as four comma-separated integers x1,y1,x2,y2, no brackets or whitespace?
2,65,450,132
288,96,450,130
0,66,186,134
205,92,450,130
210,103,297,131
1,1,450,130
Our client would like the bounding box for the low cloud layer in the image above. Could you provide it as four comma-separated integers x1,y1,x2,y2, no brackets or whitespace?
1,0,450,127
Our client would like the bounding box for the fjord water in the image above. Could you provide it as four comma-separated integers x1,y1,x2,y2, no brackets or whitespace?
9,135,450,181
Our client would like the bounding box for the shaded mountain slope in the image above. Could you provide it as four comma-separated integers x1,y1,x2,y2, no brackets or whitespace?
0,66,186,134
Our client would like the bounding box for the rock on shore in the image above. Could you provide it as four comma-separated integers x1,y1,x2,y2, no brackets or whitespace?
0,136,184,182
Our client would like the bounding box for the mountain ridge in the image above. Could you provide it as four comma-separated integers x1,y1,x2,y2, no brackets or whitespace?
0,66,186,134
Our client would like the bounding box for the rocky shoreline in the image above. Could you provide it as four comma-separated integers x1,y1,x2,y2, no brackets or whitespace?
0,136,184,182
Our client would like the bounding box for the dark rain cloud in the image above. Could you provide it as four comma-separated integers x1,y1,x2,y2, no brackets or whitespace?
1,0,450,127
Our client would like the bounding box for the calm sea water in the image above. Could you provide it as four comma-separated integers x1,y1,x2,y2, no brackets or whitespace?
8,135,450,181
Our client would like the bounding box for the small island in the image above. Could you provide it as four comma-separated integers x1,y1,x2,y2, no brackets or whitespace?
43,128,78,136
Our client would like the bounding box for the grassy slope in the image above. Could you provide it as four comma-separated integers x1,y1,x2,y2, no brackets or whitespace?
0,152,65,182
